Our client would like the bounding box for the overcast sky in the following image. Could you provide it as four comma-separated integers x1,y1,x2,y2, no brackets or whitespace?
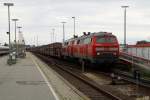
0,0,150,45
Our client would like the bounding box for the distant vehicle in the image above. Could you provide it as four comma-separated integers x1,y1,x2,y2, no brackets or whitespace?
0,46,9,55
31,32,119,65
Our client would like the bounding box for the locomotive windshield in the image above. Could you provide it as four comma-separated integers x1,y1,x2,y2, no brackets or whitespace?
96,36,117,43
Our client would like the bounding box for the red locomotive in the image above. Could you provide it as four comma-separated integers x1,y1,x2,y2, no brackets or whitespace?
31,32,119,64
62,32,119,64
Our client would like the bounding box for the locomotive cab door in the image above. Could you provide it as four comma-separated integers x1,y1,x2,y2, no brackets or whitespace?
83,37,92,58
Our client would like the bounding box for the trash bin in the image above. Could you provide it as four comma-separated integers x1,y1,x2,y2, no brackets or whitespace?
7,52,16,65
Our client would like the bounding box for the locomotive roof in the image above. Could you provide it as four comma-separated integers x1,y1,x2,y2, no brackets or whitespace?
90,32,114,37
65,32,115,42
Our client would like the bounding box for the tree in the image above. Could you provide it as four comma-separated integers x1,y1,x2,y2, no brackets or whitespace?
136,40,149,45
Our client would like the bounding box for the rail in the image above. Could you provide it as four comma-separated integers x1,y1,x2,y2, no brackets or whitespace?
113,70,150,88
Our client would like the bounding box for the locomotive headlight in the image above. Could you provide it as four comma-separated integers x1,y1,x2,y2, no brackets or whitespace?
109,48,118,51
96,47,104,51
97,52,101,55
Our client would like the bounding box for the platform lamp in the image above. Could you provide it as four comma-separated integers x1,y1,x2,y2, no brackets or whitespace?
72,17,76,37
52,28,55,43
17,26,22,57
121,6,129,51
4,3,14,65
17,26,22,33
12,19,19,54
61,22,66,43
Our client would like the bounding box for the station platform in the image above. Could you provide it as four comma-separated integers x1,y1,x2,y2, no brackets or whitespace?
0,52,87,100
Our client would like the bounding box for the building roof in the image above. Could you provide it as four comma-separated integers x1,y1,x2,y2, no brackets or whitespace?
127,43,150,48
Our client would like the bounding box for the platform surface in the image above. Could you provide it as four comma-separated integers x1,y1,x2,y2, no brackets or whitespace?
0,53,56,100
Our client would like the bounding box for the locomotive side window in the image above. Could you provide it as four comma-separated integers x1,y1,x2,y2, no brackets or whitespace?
72,41,75,45
75,40,79,45
64,42,69,45
79,39,84,44
83,38,91,44
74,40,77,45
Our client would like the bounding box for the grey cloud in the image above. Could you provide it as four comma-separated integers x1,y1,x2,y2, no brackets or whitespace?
0,0,150,45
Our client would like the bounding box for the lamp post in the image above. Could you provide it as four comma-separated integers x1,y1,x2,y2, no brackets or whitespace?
17,26,22,57
17,26,22,44
36,36,38,46
17,26,22,33
4,3,14,64
12,19,19,52
52,28,55,43
121,6,129,50
72,17,75,37
61,22,66,43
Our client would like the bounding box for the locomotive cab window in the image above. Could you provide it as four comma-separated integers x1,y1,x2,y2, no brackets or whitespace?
96,36,117,43
69,41,72,45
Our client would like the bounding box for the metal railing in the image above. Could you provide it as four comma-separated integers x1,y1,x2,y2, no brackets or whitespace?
120,51,150,67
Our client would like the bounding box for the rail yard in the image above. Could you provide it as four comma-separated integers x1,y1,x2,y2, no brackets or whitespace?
27,31,150,100
1,0,150,100
30,48,150,100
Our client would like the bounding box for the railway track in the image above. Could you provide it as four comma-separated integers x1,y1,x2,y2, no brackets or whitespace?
50,58,150,99
54,57,150,89
56,60,150,98
113,69,150,88
34,53,136,100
